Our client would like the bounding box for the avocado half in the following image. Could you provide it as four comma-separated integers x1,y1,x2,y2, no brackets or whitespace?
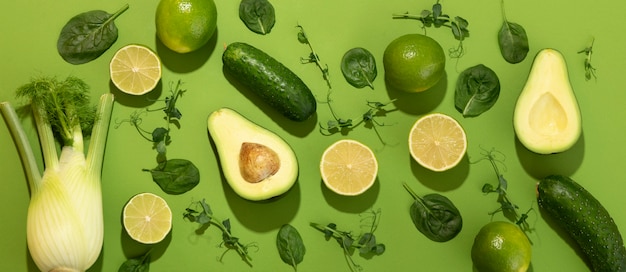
513,48,582,154
207,108,298,201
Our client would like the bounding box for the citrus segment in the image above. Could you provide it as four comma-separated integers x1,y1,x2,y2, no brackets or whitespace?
471,221,532,272
409,113,467,171
320,139,378,196
110,44,162,95
383,33,445,92
123,192,172,244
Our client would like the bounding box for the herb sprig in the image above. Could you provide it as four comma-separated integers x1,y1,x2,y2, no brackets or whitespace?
393,1,469,58
578,37,597,81
472,148,535,235
311,209,385,272
115,80,200,194
183,199,257,266
297,25,395,142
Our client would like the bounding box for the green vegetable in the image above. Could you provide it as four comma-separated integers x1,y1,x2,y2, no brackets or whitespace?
475,148,534,233
403,183,462,242
393,1,469,58
239,0,275,35
143,159,200,195
57,4,129,64
116,80,200,194
498,0,529,64
222,42,316,121
578,37,597,81
276,224,306,271
0,76,114,271
537,175,626,271
311,209,385,272
183,199,257,265
341,47,377,89
118,250,151,272
296,25,396,141
454,64,501,117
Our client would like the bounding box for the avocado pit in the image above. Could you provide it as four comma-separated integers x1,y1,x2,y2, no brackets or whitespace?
239,142,280,183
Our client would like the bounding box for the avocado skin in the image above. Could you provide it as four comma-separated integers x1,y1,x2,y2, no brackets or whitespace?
537,175,626,271
222,42,316,121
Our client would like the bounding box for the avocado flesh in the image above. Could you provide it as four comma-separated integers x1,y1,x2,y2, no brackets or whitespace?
208,108,298,201
513,49,581,154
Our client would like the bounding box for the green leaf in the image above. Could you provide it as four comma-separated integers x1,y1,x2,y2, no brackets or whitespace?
454,64,501,117
404,183,463,242
57,4,129,64
118,251,150,272
276,224,306,271
340,47,377,89
239,0,275,35
498,21,529,64
152,127,168,142
146,159,200,194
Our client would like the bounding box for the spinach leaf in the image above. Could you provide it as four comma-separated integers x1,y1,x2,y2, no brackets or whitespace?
144,159,200,194
57,4,129,64
239,0,275,35
403,183,462,242
498,1,529,64
498,21,529,64
340,47,377,89
454,64,500,117
118,250,150,272
276,224,305,271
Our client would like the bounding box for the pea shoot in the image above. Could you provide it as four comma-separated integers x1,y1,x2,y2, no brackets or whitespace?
183,199,257,266
473,148,535,236
311,209,385,272
393,0,469,58
296,24,396,142
578,37,597,81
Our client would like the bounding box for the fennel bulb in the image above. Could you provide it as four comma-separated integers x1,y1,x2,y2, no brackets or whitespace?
0,76,114,272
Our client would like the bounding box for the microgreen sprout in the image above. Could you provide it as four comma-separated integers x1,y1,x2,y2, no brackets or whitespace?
296,24,396,142
393,0,469,58
183,199,258,266
311,209,385,272
472,147,535,236
578,37,597,81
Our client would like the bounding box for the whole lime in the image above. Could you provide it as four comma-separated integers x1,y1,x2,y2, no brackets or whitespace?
155,0,218,53
383,33,445,92
471,221,532,272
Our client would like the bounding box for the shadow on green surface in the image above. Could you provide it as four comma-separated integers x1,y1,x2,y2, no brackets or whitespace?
410,153,469,192
386,72,447,116
537,204,590,271
119,222,172,267
321,177,380,213
108,79,164,108
515,132,585,179
155,29,218,74
224,179,301,233
221,66,318,138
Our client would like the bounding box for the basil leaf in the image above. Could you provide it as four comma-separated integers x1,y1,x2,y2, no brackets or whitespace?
277,224,305,271
454,64,500,117
239,0,275,35
145,159,200,194
57,4,128,65
404,183,462,242
498,21,529,64
340,47,377,89
410,194,463,242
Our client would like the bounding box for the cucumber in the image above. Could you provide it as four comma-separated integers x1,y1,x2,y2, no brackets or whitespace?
222,42,316,121
537,174,626,271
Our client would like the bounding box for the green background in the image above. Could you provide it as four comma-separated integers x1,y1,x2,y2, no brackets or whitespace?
1,0,624,271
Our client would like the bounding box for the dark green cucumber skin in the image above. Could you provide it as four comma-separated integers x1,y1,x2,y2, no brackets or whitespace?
537,175,626,272
222,42,316,121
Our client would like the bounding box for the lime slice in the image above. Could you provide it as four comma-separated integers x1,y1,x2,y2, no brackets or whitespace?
408,113,467,171
122,192,172,244
320,139,378,196
110,44,161,95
